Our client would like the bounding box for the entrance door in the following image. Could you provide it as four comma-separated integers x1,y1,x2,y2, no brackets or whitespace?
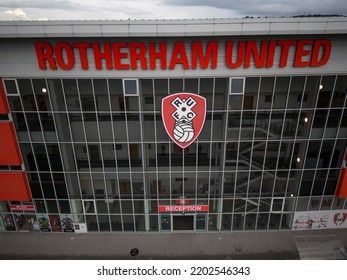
196,214,207,231
160,215,171,231
173,215,194,230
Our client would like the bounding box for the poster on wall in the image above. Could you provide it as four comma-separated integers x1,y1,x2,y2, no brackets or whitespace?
3,214,16,231
37,214,51,232
49,215,62,232
74,223,87,233
292,211,329,230
60,215,75,233
328,210,347,228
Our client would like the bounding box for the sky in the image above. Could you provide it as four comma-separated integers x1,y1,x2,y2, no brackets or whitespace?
0,0,346,21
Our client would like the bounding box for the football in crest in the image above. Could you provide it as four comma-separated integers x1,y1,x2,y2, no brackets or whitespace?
162,93,206,149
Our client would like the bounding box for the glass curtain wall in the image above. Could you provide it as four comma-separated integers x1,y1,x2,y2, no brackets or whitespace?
1,75,347,232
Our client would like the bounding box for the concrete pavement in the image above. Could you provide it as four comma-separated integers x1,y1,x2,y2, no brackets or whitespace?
1,229,347,259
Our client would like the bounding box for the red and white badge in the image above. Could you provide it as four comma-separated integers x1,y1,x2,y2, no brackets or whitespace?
162,93,206,149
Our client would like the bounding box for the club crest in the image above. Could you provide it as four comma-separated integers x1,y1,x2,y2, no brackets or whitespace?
162,93,206,149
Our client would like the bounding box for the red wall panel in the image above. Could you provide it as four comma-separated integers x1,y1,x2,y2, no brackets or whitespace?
0,80,9,114
0,172,31,201
336,168,347,198
0,122,22,165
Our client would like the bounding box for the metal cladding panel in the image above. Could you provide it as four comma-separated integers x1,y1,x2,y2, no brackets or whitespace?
0,122,22,165
336,168,347,198
0,172,31,201
0,79,9,114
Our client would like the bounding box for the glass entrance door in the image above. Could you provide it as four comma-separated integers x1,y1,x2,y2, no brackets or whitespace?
160,215,171,231
196,214,207,231
173,215,194,230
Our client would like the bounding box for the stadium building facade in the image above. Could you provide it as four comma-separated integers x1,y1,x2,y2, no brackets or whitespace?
0,18,346,233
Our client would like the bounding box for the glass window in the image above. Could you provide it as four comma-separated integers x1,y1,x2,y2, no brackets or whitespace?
214,78,228,110
200,78,213,111
12,113,29,141
8,96,22,111
65,173,80,198
317,76,335,108
325,109,342,138
108,79,123,111
169,79,183,94
240,111,255,139
228,95,243,111
269,112,284,139
86,215,98,231
199,114,212,140
28,173,42,198
229,78,245,95
154,79,168,111
63,79,81,111
98,215,110,231
332,75,347,108
287,76,305,109
59,200,71,214
212,113,224,140
40,173,55,198
227,112,241,140
273,77,290,109
84,113,99,141
184,78,198,93
221,214,232,230
232,214,244,230
123,79,138,95
127,114,141,141
245,213,256,230
93,79,110,111
33,79,51,111
254,112,270,139
257,213,269,230
258,77,275,109
243,77,259,110
48,79,65,111
4,79,18,94
98,113,113,141
141,79,154,111
303,76,320,108
312,110,328,138
280,111,294,138
46,200,59,213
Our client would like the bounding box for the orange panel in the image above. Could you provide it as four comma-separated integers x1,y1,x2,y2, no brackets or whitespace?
0,122,22,166
0,172,31,201
0,79,9,114
336,168,347,198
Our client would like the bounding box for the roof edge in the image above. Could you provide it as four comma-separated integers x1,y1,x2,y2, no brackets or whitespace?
0,17,346,38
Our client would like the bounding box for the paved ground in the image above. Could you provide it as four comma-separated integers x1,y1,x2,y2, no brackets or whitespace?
1,229,347,259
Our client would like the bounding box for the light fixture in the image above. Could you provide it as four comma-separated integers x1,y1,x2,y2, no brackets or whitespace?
42,88,47,93
319,84,323,90
304,117,309,123
296,157,301,163
290,194,294,197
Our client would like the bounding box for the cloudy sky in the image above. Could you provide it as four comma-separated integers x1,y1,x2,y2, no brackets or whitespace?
0,0,346,21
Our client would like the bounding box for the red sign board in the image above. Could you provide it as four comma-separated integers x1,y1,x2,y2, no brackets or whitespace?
162,93,206,149
158,205,209,212
35,39,331,71
10,205,35,211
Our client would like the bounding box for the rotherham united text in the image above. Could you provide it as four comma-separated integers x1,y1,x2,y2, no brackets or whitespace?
35,39,331,71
